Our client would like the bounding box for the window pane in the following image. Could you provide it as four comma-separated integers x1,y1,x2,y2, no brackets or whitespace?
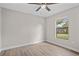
56,18,69,40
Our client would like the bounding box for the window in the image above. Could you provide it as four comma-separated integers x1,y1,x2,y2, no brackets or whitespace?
56,17,69,40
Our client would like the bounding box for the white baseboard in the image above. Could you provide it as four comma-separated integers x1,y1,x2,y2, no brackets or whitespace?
1,40,44,51
1,40,79,53
46,40,79,53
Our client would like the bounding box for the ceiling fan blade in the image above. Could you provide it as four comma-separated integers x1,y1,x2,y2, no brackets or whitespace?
36,6,41,11
45,6,51,11
46,3,57,5
28,3,57,5
28,3,42,5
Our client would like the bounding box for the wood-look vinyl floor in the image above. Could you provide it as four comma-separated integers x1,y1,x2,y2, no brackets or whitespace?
0,42,79,56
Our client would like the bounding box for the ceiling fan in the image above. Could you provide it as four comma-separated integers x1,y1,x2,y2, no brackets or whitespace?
28,3,56,12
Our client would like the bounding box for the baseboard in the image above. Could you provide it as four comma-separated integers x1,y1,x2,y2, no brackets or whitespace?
1,40,79,54
1,40,44,51
45,41,79,53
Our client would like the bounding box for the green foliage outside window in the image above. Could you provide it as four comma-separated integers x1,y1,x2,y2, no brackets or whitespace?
56,18,69,40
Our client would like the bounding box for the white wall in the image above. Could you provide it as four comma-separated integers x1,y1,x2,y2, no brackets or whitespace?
1,8,45,50
46,6,79,52
0,8,2,51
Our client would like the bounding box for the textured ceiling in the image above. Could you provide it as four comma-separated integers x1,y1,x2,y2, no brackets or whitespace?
0,3,79,18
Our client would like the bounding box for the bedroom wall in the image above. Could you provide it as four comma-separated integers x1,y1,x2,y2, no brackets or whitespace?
1,8,45,50
0,8,2,52
46,6,79,52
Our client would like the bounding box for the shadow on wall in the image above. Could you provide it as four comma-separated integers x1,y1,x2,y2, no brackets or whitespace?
27,24,44,43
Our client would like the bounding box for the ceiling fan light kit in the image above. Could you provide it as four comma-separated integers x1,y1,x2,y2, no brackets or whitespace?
41,5,46,9
28,3,57,12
